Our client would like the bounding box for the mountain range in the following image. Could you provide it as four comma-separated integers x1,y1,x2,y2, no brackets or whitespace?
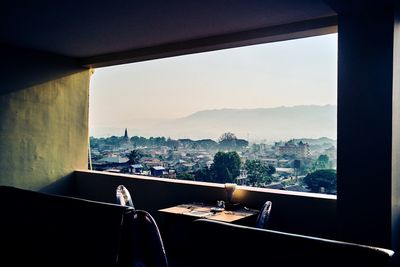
135,105,337,141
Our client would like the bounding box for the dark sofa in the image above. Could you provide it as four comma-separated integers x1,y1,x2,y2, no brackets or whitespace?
189,218,394,267
0,186,134,267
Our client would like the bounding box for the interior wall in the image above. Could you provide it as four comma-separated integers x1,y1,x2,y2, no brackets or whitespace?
337,10,394,248
74,170,338,240
0,45,90,191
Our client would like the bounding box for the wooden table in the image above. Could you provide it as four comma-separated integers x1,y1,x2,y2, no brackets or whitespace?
159,203,258,223
159,203,258,267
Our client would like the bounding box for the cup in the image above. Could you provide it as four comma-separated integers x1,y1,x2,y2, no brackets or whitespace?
224,183,237,203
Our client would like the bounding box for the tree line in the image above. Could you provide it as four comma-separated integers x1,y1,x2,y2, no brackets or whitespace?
90,132,249,150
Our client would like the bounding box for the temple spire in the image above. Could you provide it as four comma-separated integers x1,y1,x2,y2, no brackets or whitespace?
123,128,129,141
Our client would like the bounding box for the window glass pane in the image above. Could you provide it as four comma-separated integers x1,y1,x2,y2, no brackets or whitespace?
89,33,337,195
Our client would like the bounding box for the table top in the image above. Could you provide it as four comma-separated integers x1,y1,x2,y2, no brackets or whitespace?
159,203,258,223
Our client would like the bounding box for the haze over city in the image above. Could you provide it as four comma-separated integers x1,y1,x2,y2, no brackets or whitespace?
89,33,337,140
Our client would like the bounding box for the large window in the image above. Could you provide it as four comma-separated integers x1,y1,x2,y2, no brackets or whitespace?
89,33,337,195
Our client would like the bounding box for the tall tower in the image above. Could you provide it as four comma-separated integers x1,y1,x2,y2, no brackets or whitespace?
123,128,129,142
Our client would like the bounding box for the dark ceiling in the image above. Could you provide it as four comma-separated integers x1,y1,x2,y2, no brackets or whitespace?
0,0,336,60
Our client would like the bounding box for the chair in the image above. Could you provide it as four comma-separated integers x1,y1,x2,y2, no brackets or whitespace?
255,201,272,229
129,210,169,267
119,209,169,267
116,185,135,209
115,185,169,267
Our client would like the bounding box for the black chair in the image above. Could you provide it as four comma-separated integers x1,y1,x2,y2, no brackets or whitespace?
120,210,169,267
255,200,272,229
115,185,169,267
116,184,135,209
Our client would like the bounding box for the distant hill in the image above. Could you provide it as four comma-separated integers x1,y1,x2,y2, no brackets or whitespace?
145,105,337,141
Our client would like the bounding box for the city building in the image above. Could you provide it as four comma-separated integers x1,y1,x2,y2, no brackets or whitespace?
129,164,143,174
150,166,167,177
277,140,311,158
260,158,278,167
141,157,162,168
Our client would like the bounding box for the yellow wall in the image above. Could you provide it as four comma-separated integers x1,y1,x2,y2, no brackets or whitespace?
0,56,90,190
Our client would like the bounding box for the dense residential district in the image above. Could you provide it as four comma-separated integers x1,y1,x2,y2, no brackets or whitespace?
89,129,337,195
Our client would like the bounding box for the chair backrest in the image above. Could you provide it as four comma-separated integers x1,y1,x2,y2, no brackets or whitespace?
116,185,135,209
119,210,169,267
255,200,272,229
115,186,168,267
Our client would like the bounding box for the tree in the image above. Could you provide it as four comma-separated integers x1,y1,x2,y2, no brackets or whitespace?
176,173,195,181
313,154,330,170
166,138,180,150
299,157,313,174
244,160,275,186
127,149,143,164
318,154,329,164
195,139,218,150
130,136,147,147
210,151,241,183
166,149,174,161
89,136,99,149
105,136,123,147
218,132,237,150
218,132,237,142
303,169,336,194
235,139,249,150
195,168,215,182
153,136,166,146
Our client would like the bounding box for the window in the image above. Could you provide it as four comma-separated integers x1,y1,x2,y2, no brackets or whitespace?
89,33,337,195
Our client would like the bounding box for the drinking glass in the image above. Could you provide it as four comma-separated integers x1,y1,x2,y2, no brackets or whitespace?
224,183,237,203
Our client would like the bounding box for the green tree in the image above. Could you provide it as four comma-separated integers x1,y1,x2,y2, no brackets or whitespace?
235,139,249,150
130,136,147,147
195,139,218,150
210,151,241,183
313,154,330,170
89,136,99,149
303,169,336,194
166,138,180,150
244,160,275,185
105,136,123,147
176,172,195,181
153,136,166,146
127,149,143,164
299,157,313,174
194,168,213,182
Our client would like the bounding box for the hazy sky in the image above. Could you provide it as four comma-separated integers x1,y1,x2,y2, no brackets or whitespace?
89,33,337,134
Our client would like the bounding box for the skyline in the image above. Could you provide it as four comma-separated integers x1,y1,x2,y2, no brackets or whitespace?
89,33,337,138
